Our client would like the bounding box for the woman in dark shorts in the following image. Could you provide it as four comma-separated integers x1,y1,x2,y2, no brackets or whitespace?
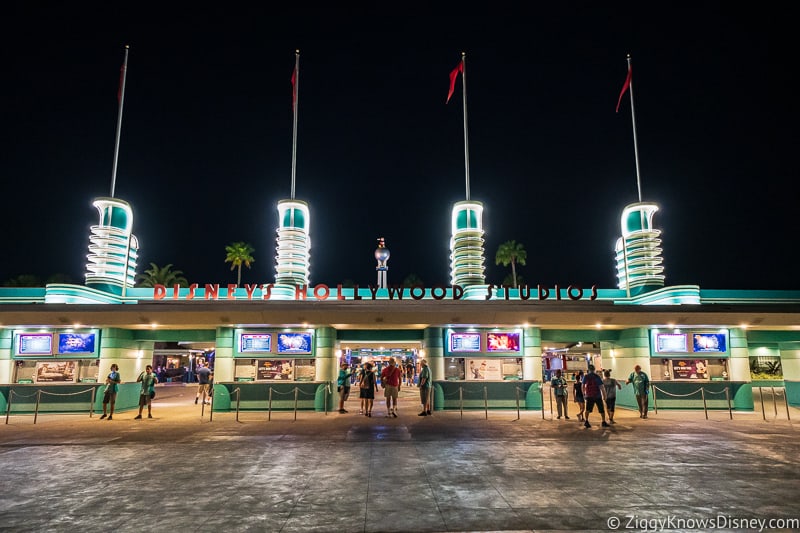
358,362,378,417
573,370,585,422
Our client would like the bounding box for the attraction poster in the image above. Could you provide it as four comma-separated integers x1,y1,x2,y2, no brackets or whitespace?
671,359,710,380
257,359,293,380
467,359,503,380
35,361,77,383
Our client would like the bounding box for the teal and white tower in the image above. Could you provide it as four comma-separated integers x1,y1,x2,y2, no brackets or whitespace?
449,201,486,287
274,199,311,288
85,197,139,295
615,202,665,296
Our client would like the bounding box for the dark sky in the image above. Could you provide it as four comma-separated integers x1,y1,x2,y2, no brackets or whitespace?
2,5,797,290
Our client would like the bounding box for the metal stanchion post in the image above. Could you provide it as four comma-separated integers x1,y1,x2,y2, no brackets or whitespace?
702,388,708,420
548,385,553,420
783,389,791,421
34,389,41,425
294,387,299,421
652,386,658,414
459,386,463,420
5,391,13,424
759,387,766,420
89,386,96,418
515,387,520,420
725,387,732,420
236,388,241,422
772,387,778,417
484,386,488,420
268,387,273,421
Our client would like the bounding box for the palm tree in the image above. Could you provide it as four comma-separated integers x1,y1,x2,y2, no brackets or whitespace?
402,273,424,287
495,240,527,288
3,274,43,287
136,263,189,287
224,242,255,286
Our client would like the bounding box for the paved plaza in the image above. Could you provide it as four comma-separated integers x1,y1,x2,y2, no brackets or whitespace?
1,384,799,532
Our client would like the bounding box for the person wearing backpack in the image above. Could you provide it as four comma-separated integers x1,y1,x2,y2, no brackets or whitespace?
358,362,378,417
581,365,609,428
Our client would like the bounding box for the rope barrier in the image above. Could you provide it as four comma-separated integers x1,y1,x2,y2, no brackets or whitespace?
5,386,99,425
651,385,732,420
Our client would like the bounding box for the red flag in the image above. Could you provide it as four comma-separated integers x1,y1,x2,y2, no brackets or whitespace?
446,60,463,104
291,66,297,110
616,65,632,113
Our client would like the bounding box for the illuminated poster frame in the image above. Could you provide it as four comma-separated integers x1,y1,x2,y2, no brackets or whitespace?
692,333,727,353
655,333,688,353
486,332,521,353
239,333,272,353
449,332,482,353
16,333,54,356
56,332,97,355
276,332,313,354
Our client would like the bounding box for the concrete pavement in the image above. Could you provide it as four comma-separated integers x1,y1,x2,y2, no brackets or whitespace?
1,384,799,532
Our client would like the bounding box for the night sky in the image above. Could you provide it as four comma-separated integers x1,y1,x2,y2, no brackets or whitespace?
3,6,797,290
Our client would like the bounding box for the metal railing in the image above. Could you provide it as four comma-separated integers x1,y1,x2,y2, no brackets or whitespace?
755,386,791,421
5,386,97,425
651,385,732,420
443,384,532,420
204,382,332,422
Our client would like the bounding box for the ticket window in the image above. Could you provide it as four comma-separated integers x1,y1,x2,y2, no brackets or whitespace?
445,358,466,380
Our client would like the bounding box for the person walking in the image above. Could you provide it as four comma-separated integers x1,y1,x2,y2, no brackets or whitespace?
626,364,651,418
550,369,569,420
418,359,432,416
602,369,623,423
100,363,121,420
337,362,352,413
581,365,609,428
195,362,212,405
573,370,585,422
134,365,158,419
405,361,415,386
358,362,378,417
380,357,403,417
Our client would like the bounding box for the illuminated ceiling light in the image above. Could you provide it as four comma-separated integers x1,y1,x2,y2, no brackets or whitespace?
667,323,675,329
73,323,82,329
739,324,748,330
595,323,603,329
150,322,158,329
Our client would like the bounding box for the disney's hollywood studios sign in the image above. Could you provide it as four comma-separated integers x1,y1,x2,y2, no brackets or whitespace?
152,283,599,301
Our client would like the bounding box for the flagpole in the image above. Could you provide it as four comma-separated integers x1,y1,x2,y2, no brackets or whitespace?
626,54,643,203
291,50,300,200
460,52,471,201
110,45,129,198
